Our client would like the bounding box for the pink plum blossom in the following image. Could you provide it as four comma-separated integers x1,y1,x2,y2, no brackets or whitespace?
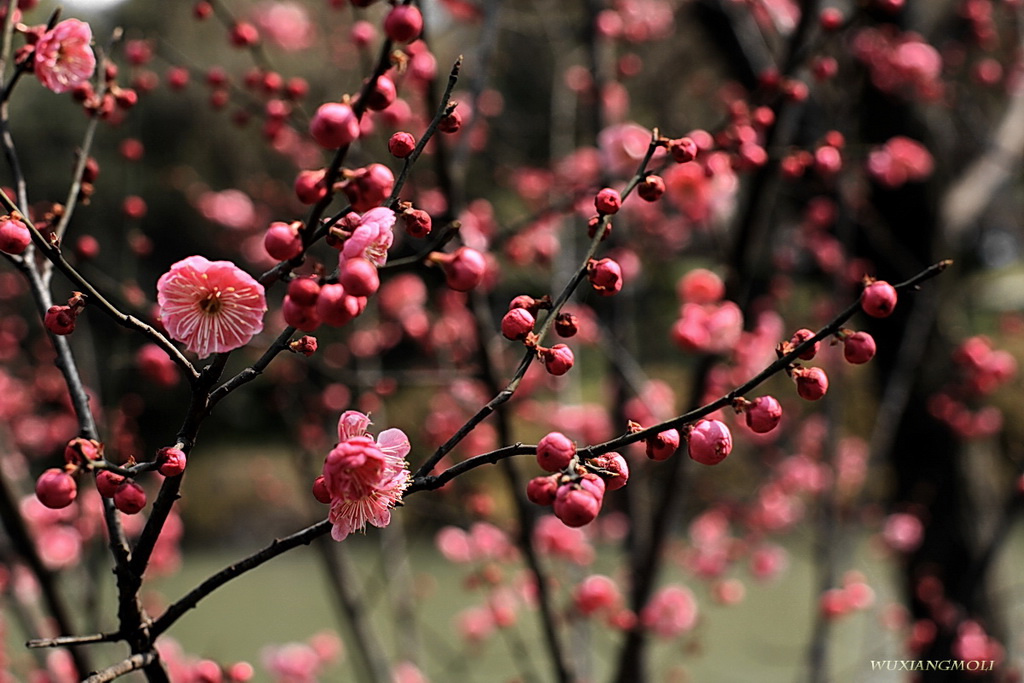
157,256,267,358
323,411,410,541
340,207,396,266
34,19,96,94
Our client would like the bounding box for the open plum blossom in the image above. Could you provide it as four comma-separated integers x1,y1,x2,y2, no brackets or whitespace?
340,207,396,266
157,256,267,358
33,19,97,94
322,411,411,541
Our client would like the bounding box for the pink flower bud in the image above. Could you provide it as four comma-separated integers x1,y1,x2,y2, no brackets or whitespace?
388,131,416,158
310,102,360,149
819,588,850,620
645,428,680,461
588,258,623,296
438,107,462,133
794,367,829,401
287,277,321,306
157,447,187,476
95,470,125,498
384,5,423,43
229,21,260,47
536,431,576,472
744,396,782,434
294,168,328,205
554,477,604,527
843,331,877,364
820,7,844,31
312,475,331,504
591,452,628,490
814,145,842,176
36,468,77,509
264,221,303,260
669,137,698,163
289,335,318,356
64,437,101,466
114,481,147,514
554,312,578,338
282,296,322,331
364,74,397,111
501,308,535,341
594,188,621,215
0,216,31,255
44,305,77,335
315,283,364,327
861,280,897,318
403,208,432,238
637,175,665,202
542,344,574,376
687,419,733,465
790,328,819,360
508,295,538,312
343,163,395,212
440,247,486,291
526,475,558,506
339,257,380,298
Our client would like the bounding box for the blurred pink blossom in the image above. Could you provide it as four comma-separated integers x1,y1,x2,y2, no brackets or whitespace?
34,19,96,93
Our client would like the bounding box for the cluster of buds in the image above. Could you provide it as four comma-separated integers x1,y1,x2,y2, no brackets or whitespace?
44,291,87,336
587,258,623,296
526,432,628,527
281,276,367,331
927,335,1017,439
35,438,186,515
500,294,550,341
76,60,140,121
779,329,830,401
500,295,578,375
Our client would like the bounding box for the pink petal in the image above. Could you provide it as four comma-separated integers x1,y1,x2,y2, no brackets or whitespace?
337,411,371,441
376,428,411,460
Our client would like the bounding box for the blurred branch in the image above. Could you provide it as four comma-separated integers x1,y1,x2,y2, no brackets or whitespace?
316,541,392,683
0,466,92,676
940,55,1024,242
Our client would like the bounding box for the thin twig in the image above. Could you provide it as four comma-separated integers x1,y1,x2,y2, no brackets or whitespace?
0,188,199,381
28,631,120,649
410,259,953,489
412,133,665,480
83,651,159,683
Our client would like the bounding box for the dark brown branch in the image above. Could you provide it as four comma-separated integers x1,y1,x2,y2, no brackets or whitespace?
412,259,953,488
208,326,297,406
0,189,198,381
412,134,664,480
